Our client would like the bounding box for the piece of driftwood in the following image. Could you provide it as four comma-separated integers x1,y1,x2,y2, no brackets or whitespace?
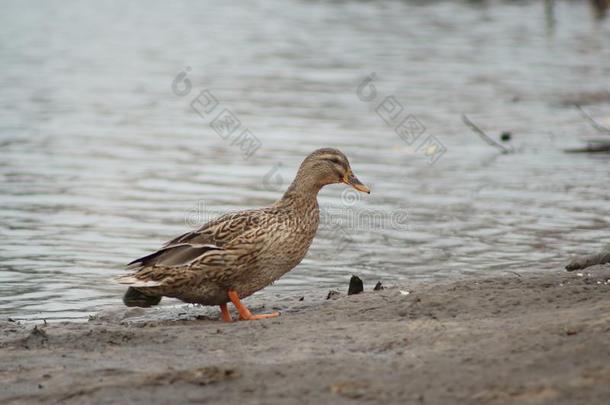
566,250,610,271
564,144,610,153
461,115,512,154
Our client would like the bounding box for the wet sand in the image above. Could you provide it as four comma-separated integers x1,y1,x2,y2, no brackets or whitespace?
1,268,609,404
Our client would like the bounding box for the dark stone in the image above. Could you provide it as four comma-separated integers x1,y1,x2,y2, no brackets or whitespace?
123,287,162,307
373,281,384,291
348,275,364,295
500,131,512,142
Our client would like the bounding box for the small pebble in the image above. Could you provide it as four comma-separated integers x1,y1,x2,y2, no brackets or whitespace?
327,290,340,300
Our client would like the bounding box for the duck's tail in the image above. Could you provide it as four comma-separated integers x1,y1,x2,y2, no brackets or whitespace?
113,274,163,287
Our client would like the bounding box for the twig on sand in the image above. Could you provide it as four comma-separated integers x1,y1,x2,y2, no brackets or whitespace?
575,104,610,135
566,250,610,272
461,114,512,154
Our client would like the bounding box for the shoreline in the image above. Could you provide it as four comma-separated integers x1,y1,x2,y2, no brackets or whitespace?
1,267,609,404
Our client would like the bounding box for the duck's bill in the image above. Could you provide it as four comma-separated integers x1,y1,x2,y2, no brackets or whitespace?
344,173,370,194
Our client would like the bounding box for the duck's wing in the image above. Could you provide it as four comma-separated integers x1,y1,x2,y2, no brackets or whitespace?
125,208,270,270
161,209,266,248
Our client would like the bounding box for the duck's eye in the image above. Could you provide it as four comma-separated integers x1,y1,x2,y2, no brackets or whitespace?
325,158,343,166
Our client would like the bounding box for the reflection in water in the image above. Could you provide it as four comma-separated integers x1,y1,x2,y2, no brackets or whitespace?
590,0,610,19
0,0,609,321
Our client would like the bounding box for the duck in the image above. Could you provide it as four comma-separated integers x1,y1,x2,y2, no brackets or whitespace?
115,148,370,322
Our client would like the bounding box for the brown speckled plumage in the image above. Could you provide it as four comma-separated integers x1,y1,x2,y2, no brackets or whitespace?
115,148,369,309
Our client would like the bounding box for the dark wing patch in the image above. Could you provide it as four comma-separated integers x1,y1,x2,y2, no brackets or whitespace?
127,243,221,269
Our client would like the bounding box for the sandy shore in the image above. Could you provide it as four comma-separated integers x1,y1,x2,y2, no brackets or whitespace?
1,268,609,404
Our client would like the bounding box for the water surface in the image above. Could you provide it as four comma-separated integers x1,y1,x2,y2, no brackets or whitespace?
1,0,609,321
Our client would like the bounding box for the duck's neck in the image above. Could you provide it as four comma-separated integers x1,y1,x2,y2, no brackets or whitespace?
276,169,321,211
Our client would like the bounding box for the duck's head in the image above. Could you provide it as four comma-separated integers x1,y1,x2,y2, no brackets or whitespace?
296,148,370,194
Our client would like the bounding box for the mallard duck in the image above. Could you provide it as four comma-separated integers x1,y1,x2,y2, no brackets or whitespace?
115,148,370,322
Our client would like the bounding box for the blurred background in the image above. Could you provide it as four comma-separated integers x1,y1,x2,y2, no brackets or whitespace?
1,0,609,321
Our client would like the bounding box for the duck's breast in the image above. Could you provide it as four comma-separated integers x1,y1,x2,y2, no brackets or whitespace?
235,209,319,297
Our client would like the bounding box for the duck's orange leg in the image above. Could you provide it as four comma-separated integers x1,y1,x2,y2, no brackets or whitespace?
219,303,233,322
227,290,280,321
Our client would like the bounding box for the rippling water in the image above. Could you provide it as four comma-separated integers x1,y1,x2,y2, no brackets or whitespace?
1,0,609,321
